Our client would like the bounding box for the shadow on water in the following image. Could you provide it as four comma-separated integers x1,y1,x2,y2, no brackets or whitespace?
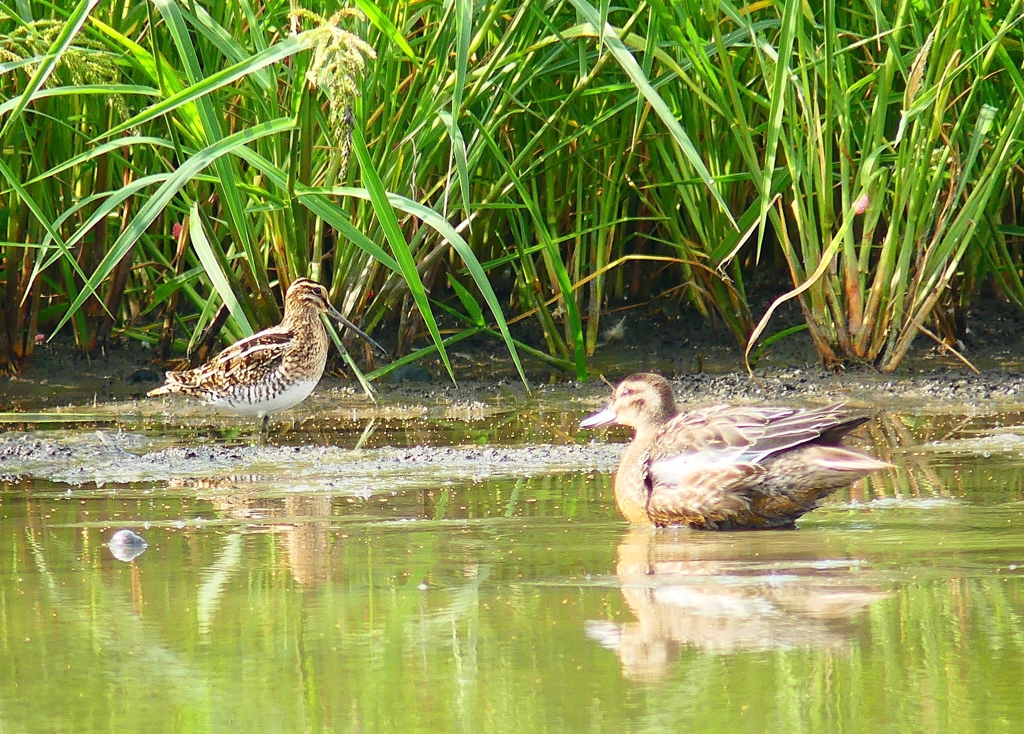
0,401,1023,732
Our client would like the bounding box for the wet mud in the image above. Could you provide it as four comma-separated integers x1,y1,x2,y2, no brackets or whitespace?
0,430,622,489
5,291,1024,414
3,295,1024,493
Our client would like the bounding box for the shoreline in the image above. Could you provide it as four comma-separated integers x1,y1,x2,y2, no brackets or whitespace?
3,293,1023,414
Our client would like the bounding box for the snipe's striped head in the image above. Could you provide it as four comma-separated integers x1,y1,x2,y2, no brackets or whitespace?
284,278,386,354
284,278,337,318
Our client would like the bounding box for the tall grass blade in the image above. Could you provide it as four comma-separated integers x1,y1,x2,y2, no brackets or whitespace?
350,124,455,384
152,0,273,317
755,0,799,252
98,35,310,140
0,0,100,141
51,118,296,337
568,0,736,227
326,186,529,387
353,0,417,60
469,115,586,380
187,202,254,336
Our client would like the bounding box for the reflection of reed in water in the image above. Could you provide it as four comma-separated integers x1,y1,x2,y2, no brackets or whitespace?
586,530,888,681
858,413,946,501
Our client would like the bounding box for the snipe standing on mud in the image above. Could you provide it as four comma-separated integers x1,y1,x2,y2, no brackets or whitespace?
148,278,384,433
580,373,890,529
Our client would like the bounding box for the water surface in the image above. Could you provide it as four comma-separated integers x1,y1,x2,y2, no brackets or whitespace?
1,403,1022,733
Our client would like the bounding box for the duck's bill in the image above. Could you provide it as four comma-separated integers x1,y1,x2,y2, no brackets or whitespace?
580,406,617,428
326,305,387,355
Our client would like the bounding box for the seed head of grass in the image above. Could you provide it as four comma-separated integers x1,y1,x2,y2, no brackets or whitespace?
0,17,127,117
293,9,376,151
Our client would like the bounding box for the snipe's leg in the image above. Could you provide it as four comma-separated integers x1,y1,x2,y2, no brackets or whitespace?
257,413,270,445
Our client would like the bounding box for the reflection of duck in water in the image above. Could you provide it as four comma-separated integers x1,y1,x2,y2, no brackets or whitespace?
586,530,888,680
580,373,890,528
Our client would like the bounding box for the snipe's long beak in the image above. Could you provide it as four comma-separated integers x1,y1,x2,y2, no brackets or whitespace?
326,304,386,355
580,405,617,429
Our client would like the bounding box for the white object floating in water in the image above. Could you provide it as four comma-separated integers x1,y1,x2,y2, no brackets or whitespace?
108,528,148,563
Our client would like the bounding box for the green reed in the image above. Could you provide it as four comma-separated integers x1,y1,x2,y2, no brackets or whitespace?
1,0,1022,379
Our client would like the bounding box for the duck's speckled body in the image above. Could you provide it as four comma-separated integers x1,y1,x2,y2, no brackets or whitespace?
581,373,890,529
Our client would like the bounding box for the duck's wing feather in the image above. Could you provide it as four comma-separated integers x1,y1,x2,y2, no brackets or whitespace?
167,328,293,392
648,404,858,472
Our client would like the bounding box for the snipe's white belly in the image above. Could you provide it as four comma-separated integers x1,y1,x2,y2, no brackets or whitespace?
211,379,320,417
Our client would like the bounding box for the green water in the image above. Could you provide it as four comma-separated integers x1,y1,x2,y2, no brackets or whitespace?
1,409,1023,733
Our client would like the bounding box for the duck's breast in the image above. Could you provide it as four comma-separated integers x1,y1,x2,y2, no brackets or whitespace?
613,441,656,524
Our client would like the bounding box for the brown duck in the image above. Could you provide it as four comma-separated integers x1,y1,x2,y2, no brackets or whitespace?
580,373,890,529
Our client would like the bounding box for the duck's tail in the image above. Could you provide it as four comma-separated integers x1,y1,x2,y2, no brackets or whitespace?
763,445,892,502
817,415,871,444
805,445,893,475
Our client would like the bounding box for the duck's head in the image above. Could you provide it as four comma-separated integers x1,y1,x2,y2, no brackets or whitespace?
580,373,677,432
284,278,385,354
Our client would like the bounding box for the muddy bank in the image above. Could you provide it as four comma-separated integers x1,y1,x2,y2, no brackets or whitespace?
3,353,1024,464
380,365,1024,409
5,344,1024,420
4,292,1024,414
3,297,1024,476
0,430,622,488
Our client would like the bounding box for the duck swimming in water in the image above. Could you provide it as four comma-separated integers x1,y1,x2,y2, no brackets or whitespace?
580,373,890,529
